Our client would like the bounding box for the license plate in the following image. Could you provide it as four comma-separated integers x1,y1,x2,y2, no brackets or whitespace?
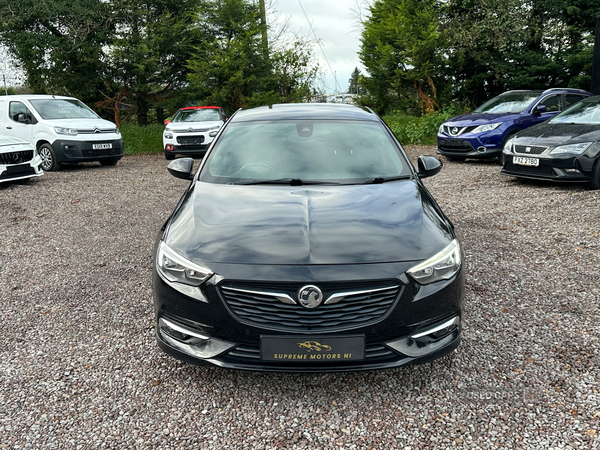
92,143,112,150
260,335,365,362
444,139,463,147
513,156,539,167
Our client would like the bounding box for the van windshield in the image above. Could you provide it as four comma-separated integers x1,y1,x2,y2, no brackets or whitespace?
29,99,99,120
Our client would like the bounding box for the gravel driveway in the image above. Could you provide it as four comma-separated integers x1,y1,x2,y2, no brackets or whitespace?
1,148,599,449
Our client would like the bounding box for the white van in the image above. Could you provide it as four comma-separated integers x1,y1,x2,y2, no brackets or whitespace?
0,95,124,171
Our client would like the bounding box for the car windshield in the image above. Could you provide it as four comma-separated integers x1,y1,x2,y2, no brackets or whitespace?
548,99,600,125
474,92,540,114
173,109,222,123
199,120,412,184
29,99,99,120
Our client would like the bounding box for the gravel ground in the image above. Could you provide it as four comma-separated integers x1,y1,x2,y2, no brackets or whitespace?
1,148,599,449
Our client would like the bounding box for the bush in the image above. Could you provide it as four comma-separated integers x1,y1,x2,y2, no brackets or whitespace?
383,105,469,145
120,123,165,155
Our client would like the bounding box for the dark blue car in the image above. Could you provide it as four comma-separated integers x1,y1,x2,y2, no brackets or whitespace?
437,88,592,161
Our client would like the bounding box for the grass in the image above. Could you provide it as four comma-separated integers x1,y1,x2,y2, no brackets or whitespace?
382,106,469,145
120,123,164,155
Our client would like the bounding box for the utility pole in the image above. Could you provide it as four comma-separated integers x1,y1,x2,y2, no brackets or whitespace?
591,15,600,94
258,0,269,58
2,73,7,96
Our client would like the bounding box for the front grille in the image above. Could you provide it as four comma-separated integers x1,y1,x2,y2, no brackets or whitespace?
0,150,34,165
77,128,115,134
219,280,402,332
444,125,477,136
225,343,396,362
514,144,547,155
177,135,205,146
0,164,35,180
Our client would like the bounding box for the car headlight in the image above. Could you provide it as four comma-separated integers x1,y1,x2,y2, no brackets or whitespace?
156,242,213,302
438,124,445,134
503,136,515,153
164,132,173,139
550,142,593,155
114,128,121,136
407,240,461,285
472,122,502,134
54,127,78,136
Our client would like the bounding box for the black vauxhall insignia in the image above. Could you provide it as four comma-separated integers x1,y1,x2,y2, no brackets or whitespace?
153,103,464,372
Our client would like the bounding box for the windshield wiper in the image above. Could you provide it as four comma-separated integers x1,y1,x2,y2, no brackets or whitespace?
231,178,341,186
360,175,412,184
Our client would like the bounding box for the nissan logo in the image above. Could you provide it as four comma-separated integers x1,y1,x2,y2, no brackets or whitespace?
451,127,459,136
297,285,323,309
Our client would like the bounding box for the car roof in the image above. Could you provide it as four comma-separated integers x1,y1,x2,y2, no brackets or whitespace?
231,103,379,122
2,94,78,101
180,106,223,110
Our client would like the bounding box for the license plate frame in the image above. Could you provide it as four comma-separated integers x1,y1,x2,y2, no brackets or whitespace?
260,335,365,362
444,139,463,147
513,156,539,167
92,143,112,150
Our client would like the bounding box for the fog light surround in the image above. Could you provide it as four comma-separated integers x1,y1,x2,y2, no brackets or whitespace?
385,316,461,358
158,317,235,359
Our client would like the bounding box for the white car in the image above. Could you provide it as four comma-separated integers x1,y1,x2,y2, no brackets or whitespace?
0,135,43,183
0,95,124,171
163,106,227,160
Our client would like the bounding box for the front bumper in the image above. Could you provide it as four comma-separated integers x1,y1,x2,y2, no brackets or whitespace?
51,138,124,163
437,134,503,159
152,262,464,372
164,144,210,157
0,155,44,183
501,153,593,183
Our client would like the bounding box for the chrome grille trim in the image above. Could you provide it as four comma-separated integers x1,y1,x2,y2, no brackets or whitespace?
514,144,548,155
221,286,296,305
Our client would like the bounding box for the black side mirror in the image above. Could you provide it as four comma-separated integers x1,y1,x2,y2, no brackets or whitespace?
17,113,27,123
417,155,443,178
534,105,548,115
167,158,194,180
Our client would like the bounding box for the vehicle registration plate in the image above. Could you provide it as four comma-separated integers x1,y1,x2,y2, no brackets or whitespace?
513,156,539,167
260,335,365,362
444,139,463,147
92,143,112,150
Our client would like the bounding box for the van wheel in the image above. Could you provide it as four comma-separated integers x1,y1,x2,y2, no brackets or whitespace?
590,160,600,190
100,159,119,166
39,144,61,171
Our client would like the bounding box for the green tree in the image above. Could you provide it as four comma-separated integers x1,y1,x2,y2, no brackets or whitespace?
359,0,443,114
347,67,366,95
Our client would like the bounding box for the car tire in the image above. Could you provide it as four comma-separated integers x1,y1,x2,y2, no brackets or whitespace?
39,143,61,171
165,153,175,160
100,159,119,166
445,156,465,162
590,160,600,190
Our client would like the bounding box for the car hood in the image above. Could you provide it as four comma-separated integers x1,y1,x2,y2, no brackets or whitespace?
167,121,223,132
445,112,520,126
49,119,118,129
165,181,454,266
513,122,600,146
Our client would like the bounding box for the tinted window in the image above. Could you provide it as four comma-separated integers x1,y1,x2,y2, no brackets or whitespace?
538,95,562,112
200,120,411,184
173,109,223,123
475,92,540,114
9,101,35,123
565,94,586,108
549,99,600,125
29,99,98,119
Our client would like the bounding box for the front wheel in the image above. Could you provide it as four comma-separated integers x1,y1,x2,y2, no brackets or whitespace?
100,159,119,166
39,143,61,171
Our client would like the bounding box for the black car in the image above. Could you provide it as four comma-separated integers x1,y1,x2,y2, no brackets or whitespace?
501,95,600,189
153,103,464,372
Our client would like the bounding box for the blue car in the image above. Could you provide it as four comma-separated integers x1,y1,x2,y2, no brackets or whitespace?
437,88,592,161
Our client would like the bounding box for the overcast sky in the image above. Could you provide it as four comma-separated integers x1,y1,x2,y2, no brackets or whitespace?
276,0,365,94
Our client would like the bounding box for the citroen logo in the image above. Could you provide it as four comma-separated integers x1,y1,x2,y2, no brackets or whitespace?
525,147,531,153
93,127,101,133
188,128,194,132
297,285,323,309
450,127,459,136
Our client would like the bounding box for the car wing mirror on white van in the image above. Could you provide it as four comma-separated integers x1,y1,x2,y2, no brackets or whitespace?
17,113,27,123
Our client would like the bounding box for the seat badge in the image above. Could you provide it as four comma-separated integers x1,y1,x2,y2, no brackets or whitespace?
298,285,323,309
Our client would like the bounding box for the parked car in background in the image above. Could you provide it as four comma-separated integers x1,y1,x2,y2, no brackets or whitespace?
501,95,600,189
163,106,227,160
0,135,43,183
153,103,464,372
437,88,592,161
0,95,123,171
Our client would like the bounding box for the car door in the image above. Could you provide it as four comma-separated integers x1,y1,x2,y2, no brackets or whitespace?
5,101,36,144
529,94,562,126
